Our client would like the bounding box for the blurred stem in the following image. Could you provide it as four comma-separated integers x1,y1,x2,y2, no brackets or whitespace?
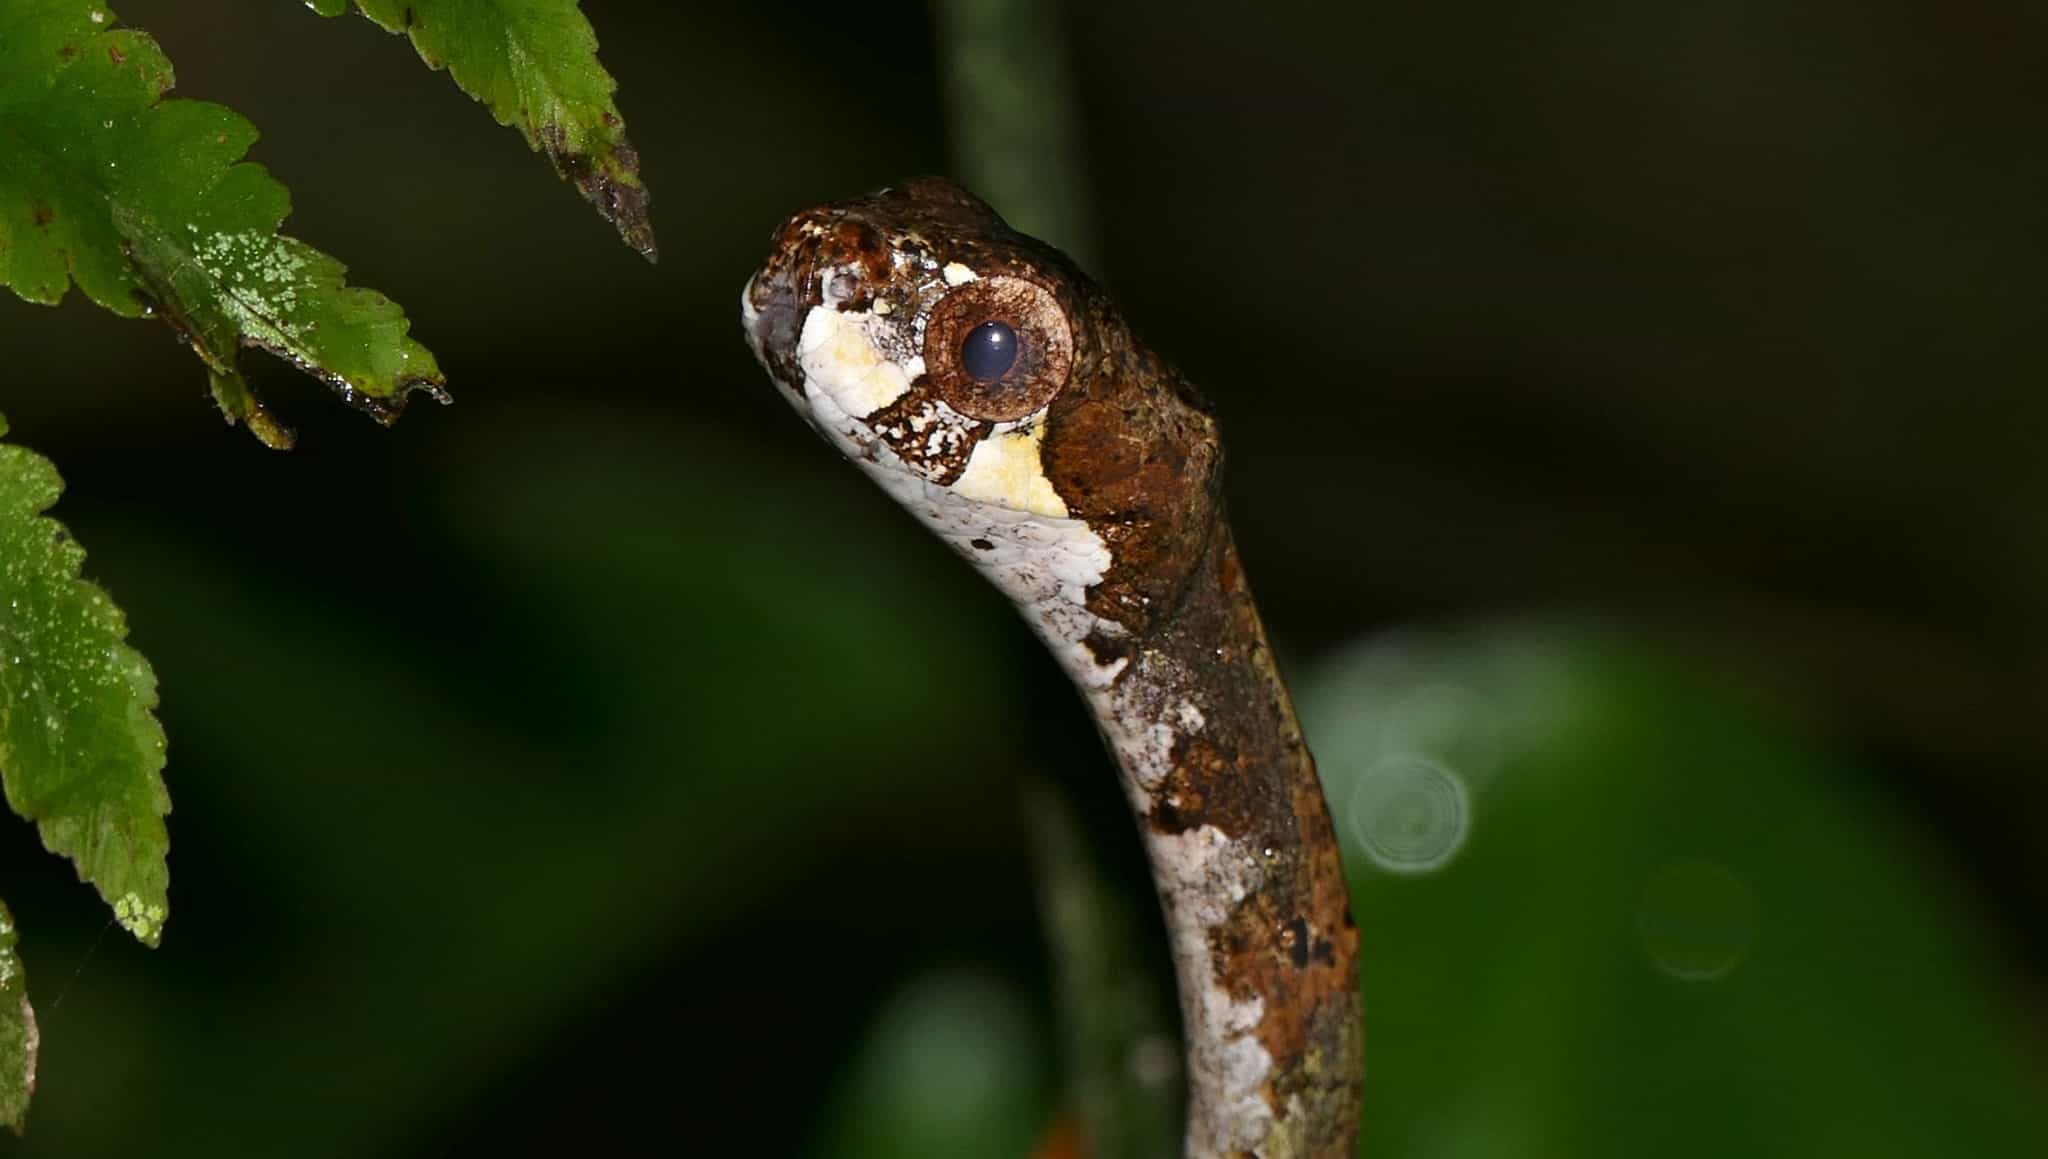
932,4,1173,1151
1022,780,1182,1159
930,0,1097,271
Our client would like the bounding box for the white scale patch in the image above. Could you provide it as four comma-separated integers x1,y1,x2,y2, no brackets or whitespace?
1157,826,1277,1153
797,304,917,417
748,278,1276,1149
953,425,1069,518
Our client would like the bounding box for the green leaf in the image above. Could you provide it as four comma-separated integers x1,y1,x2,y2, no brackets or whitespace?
0,1,445,446
309,0,657,259
0,898,32,1133
0,417,169,949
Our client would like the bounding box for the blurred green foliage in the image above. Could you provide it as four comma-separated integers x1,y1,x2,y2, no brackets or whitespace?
1300,629,2041,1157
806,969,1049,1159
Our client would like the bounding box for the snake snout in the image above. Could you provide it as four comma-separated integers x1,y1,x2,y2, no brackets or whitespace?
737,253,798,395
743,201,898,395
742,226,816,393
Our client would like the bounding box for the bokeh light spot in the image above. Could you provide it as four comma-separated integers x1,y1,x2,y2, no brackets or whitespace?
1347,755,1470,874
1638,860,1756,982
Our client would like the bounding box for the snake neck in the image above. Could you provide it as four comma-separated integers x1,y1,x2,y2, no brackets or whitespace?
800,348,1364,1156
1056,519,1362,1159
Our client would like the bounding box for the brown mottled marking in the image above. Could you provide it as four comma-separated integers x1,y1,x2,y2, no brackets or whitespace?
863,382,990,484
1116,521,1361,1155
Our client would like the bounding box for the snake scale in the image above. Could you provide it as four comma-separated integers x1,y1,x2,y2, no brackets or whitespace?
742,179,1361,1158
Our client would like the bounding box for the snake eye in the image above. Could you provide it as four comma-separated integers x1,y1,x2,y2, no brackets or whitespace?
924,276,1073,421
961,320,1019,381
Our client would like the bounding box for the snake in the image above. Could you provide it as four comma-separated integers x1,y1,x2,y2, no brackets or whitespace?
742,178,1361,1158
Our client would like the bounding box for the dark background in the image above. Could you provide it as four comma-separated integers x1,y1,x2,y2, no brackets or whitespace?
1,1,2042,1155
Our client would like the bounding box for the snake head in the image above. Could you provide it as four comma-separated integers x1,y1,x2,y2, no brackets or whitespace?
743,178,1222,640
742,178,1098,515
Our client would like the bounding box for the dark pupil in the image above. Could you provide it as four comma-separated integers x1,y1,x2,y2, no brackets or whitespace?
960,320,1020,382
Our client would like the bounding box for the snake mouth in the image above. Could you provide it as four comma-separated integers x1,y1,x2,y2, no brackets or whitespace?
740,254,810,397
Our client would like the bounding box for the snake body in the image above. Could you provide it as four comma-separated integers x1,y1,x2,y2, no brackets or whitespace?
743,179,1361,1158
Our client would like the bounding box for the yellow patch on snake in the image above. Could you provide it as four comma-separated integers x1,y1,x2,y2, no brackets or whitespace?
952,425,1067,518
797,306,912,417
